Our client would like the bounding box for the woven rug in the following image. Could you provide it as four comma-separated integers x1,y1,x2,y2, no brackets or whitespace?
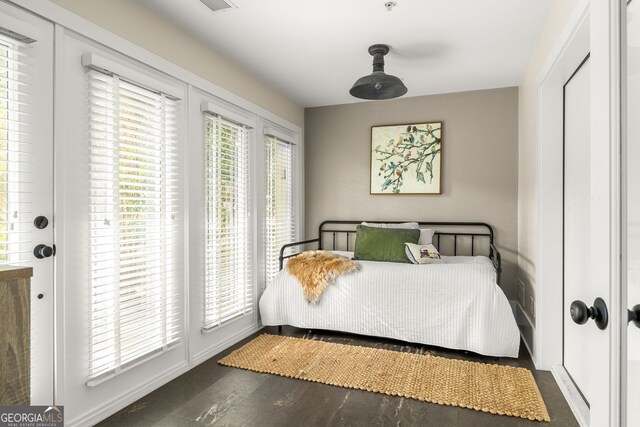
218,334,550,422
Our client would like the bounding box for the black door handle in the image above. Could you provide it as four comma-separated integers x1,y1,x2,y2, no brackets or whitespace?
629,305,640,328
33,244,54,259
33,215,49,229
570,297,609,330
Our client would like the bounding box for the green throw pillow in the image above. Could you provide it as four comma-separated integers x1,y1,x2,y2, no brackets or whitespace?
353,225,420,263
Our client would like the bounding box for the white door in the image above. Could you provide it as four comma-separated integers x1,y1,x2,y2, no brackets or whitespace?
563,4,621,419
540,1,619,425
563,56,594,407
624,1,640,425
563,2,623,425
0,3,54,404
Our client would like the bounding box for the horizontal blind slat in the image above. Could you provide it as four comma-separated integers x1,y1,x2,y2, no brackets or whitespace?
0,38,35,270
264,136,296,286
203,113,253,330
88,68,182,382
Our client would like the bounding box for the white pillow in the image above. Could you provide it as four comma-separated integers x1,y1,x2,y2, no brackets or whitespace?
418,228,435,245
329,250,354,259
405,243,443,264
361,221,419,229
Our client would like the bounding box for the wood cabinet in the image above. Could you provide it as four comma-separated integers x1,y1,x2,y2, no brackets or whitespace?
0,266,33,405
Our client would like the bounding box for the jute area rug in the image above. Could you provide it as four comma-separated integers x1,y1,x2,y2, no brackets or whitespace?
218,334,550,422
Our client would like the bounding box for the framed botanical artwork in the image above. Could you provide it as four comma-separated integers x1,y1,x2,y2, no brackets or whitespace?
370,121,442,194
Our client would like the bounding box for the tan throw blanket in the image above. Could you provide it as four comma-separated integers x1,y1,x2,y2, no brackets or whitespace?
286,251,359,303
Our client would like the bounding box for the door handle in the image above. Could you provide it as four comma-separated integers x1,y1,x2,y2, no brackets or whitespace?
33,244,54,259
570,297,609,330
33,215,49,229
629,305,640,328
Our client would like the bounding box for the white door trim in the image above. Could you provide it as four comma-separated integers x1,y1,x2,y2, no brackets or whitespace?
590,0,622,425
619,0,632,423
52,21,65,405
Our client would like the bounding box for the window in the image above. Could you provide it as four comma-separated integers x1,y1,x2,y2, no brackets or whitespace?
87,68,181,383
264,135,295,285
203,113,253,330
0,34,32,265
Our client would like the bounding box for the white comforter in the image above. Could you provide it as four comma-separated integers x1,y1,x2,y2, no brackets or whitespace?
259,254,520,358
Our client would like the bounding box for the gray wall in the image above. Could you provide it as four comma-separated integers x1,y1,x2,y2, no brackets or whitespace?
304,87,519,298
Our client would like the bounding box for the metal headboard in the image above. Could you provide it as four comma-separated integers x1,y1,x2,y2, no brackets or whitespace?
279,220,502,285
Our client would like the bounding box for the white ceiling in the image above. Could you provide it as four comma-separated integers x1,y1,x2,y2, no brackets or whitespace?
135,0,554,108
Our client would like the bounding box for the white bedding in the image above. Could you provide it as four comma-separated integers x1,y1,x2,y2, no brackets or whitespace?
259,253,520,358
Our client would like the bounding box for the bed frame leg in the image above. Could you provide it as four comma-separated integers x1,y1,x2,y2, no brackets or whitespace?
278,325,282,334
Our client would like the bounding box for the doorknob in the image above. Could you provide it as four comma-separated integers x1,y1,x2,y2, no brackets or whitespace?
33,244,54,259
629,305,640,328
570,297,609,330
33,215,49,229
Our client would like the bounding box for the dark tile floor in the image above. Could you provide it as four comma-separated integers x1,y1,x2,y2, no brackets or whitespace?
98,327,578,427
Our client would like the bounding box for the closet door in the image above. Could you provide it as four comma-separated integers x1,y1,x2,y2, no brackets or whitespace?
0,3,54,405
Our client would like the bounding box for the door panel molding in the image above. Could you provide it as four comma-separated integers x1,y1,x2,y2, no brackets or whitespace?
563,55,593,403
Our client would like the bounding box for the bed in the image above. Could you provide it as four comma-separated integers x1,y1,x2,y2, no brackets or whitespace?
258,221,520,358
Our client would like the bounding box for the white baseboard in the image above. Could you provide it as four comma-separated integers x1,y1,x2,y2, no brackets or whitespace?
551,365,590,427
68,362,190,427
191,324,263,365
510,300,535,360
70,324,263,426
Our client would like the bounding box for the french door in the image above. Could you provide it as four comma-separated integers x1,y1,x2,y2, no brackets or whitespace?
0,2,54,404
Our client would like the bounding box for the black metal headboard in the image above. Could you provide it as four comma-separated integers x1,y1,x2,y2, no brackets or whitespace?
278,220,502,285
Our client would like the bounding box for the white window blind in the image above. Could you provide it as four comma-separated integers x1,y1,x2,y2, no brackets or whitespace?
203,113,253,330
0,34,33,265
88,68,181,384
264,135,295,285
